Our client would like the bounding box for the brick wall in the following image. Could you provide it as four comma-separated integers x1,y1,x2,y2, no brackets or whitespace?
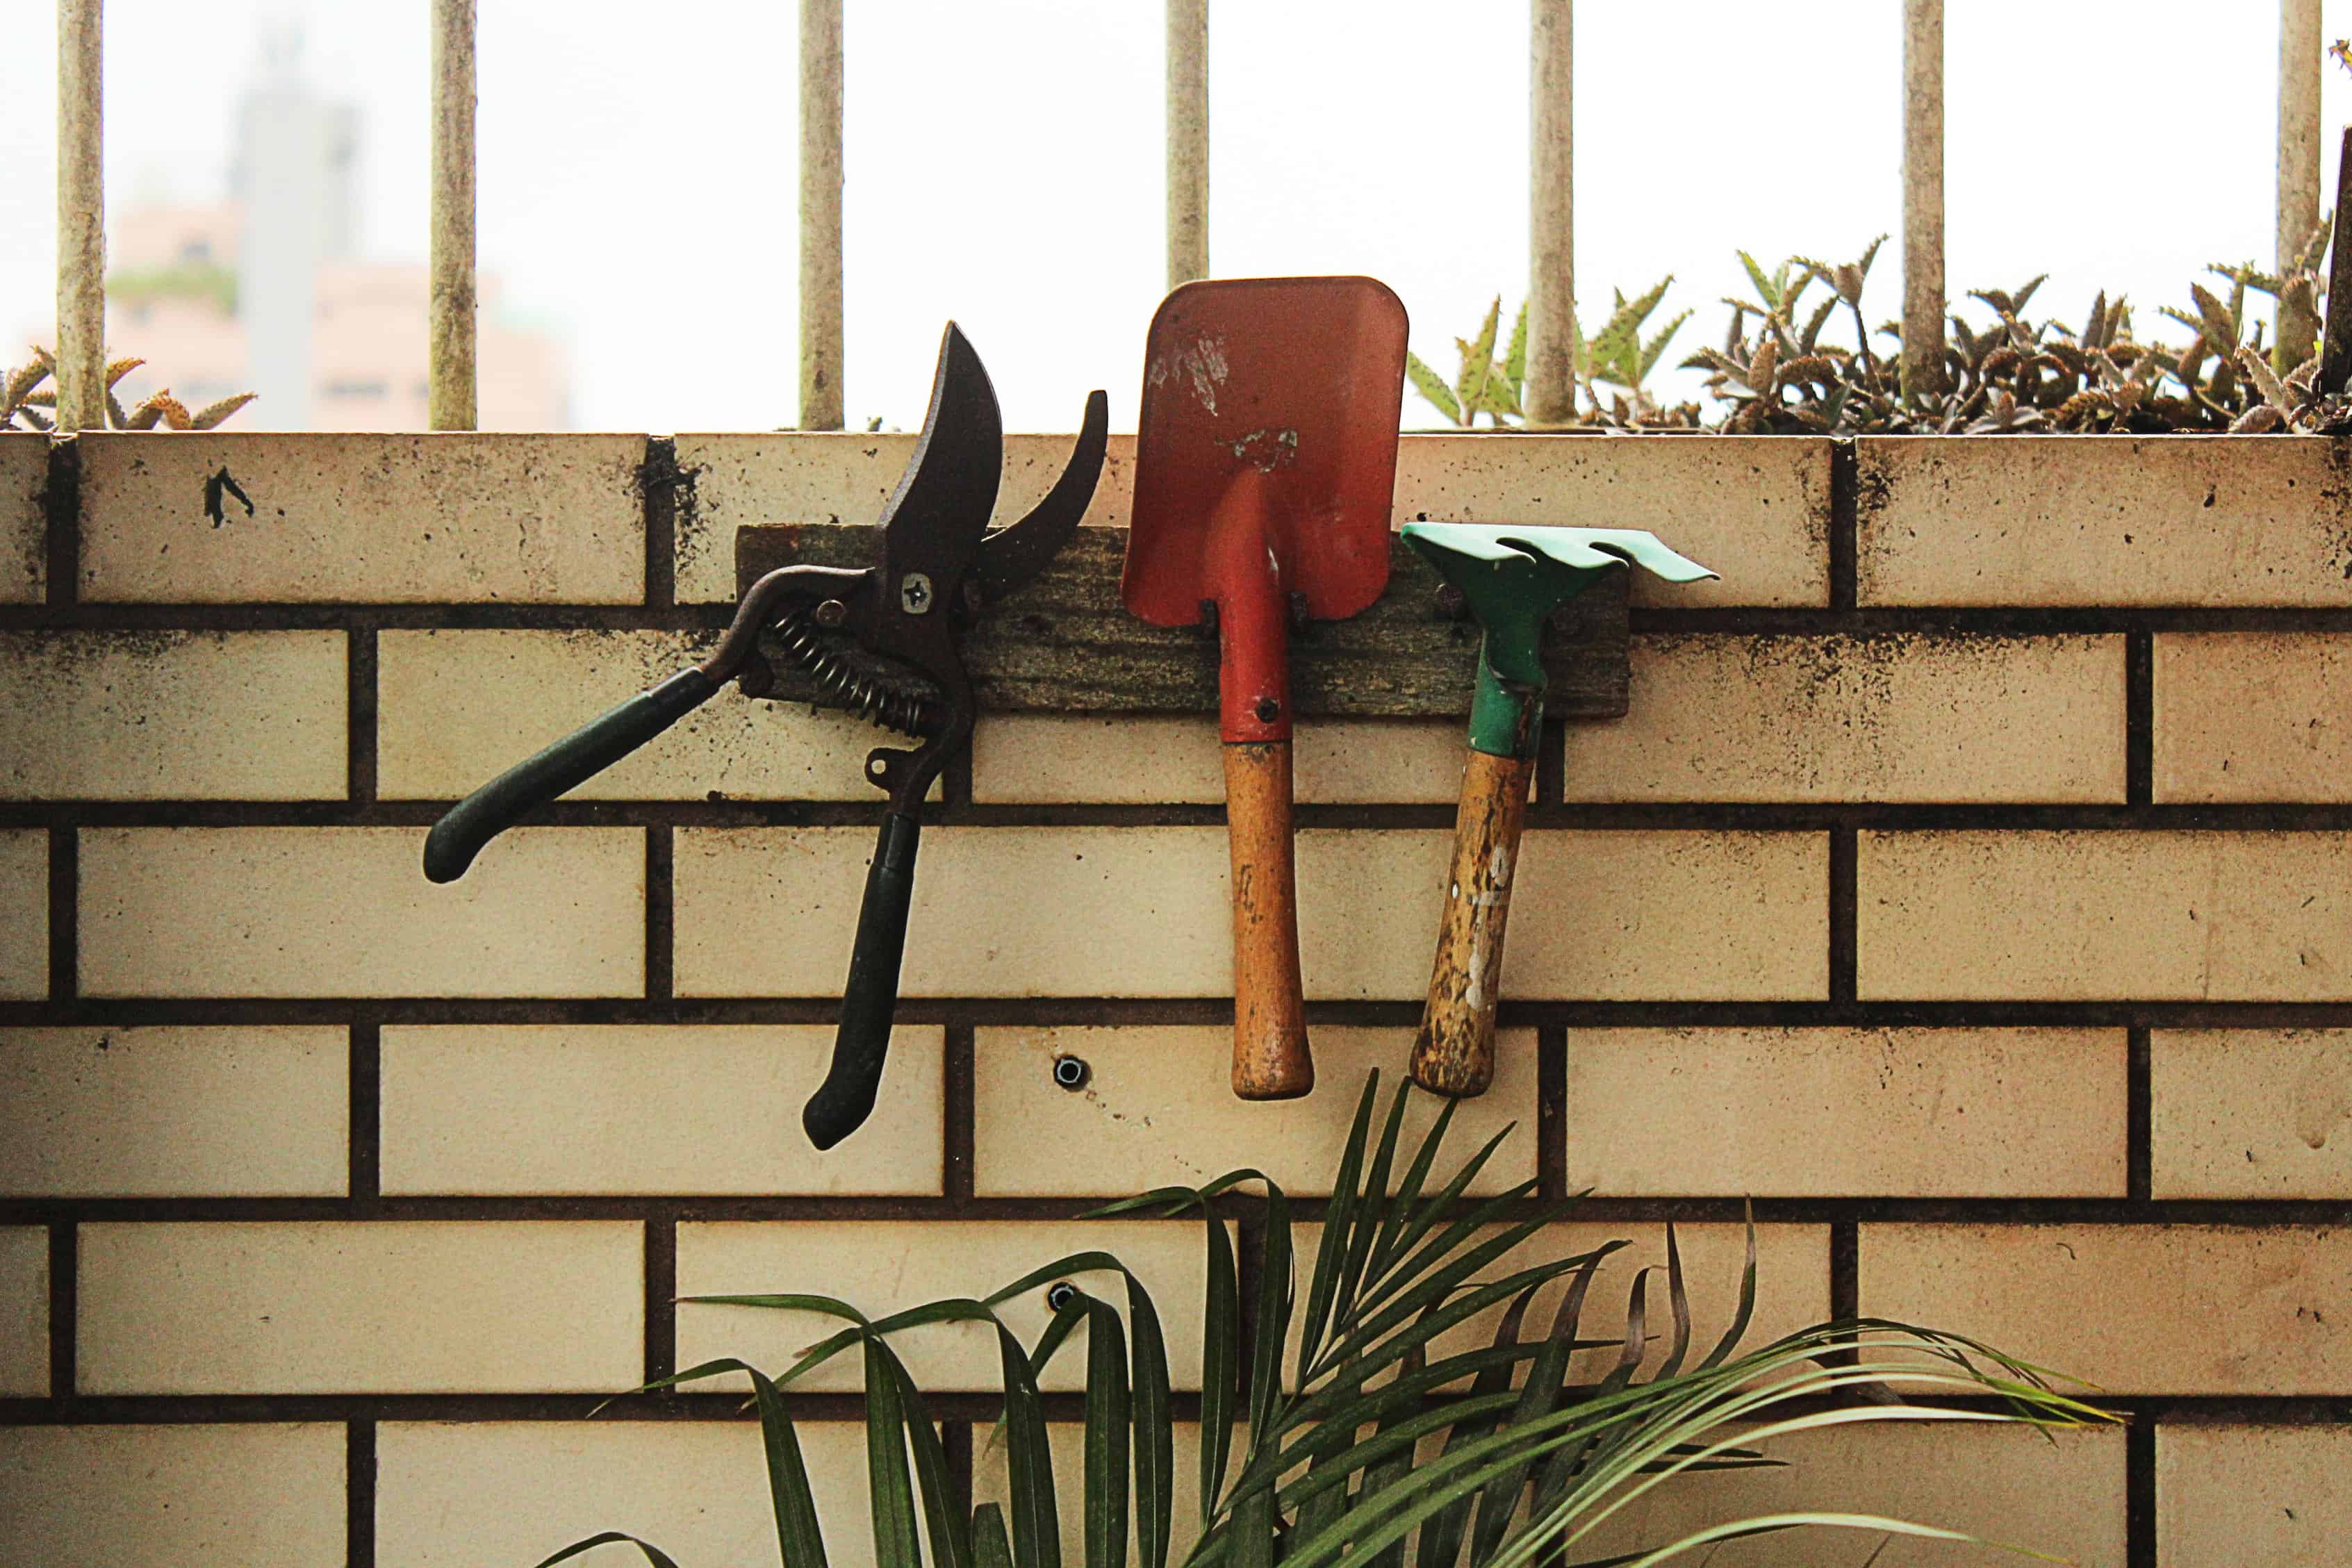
2,428,2349,1567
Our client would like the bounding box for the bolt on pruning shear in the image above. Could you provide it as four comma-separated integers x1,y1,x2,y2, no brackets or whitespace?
422,322,1109,1150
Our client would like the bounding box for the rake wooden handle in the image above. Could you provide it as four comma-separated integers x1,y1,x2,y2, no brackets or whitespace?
1410,749,1534,1098
1225,739,1313,1099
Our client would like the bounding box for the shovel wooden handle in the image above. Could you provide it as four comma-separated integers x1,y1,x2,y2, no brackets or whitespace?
1225,739,1312,1099
1410,749,1534,1098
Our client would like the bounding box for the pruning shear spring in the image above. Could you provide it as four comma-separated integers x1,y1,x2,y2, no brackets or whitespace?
423,323,1109,1150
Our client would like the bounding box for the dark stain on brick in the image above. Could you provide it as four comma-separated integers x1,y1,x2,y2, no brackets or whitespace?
202,466,254,527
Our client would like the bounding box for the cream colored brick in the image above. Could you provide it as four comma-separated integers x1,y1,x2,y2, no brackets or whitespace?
0,1226,44,1396
0,830,44,999
0,1424,345,1566
1859,436,2352,606
1392,435,1828,606
1861,1223,2352,1394
0,1025,347,1196
0,431,44,602
1563,1027,2127,1197
1573,1421,2125,1568
0,630,345,799
2157,1423,2352,1568
1563,634,2124,802
673,431,1136,602
1290,1222,1827,1387
79,826,642,998
677,827,1824,1000
379,1421,870,1568
2155,632,2352,802
380,1024,942,1195
676,1220,1211,1392
972,1025,1537,1196
79,431,645,602
78,1220,642,1394
674,825,1232,997
379,628,889,800
1300,829,1827,1001
1859,831,2352,1000
974,1423,1212,1568
2151,1030,2352,1198
972,715,1477,804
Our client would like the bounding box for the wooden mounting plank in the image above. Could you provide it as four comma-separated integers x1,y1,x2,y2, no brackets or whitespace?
734,523,1629,720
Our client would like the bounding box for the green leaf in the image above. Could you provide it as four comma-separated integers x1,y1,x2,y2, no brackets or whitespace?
1199,1212,1240,1522
1504,300,1529,390
865,1339,925,1568
1245,1185,1292,1443
1639,311,1693,382
1405,352,1464,425
753,1364,832,1568
974,1504,1017,1568
1697,1207,1758,1371
1413,1287,1538,1568
1081,1296,1132,1568
890,1347,973,1568
1297,1072,1378,1382
1468,1251,1604,1561
1369,1094,1456,1275
1126,1272,1174,1568
534,1532,686,1568
996,1322,1061,1568
1738,250,1779,310
1455,297,1503,420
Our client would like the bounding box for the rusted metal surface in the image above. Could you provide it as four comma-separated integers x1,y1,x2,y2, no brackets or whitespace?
55,0,106,434
1165,0,1210,288
429,0,478,431
1901,0,1947,402
800,0,846,431
2278,0,2323,369
2322,126,2352,395
739,522,1629,719
1524,0,1574,427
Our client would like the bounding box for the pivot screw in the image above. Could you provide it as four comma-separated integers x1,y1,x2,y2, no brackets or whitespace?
900,572,933,614
1053,1055,1091,1091
1046,1281,1078,1312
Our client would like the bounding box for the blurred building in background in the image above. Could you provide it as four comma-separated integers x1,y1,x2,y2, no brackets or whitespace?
82,28,568,430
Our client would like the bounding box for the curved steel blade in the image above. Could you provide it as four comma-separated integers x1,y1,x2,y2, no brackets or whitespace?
877,322,1003,587
971,388,1110,605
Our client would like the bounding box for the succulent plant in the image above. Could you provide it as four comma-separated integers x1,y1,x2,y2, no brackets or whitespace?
1,345,255,432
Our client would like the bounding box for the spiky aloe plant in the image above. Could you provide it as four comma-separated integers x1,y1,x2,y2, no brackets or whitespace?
541,1075,2107,1568
1,345,255,432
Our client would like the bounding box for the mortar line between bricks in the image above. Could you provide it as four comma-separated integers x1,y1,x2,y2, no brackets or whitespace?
643,1215,678,1387
15,998,2352,1031
2127,1026,2153,1203
45,825,76,1005
20,602,2352,635
2126,629,2153,806
0,1391,2337,1430
348,1021,382,1208
347,1419,377,1568
645,827,675,1002
642,437,677,611
1827,826,1857,1003
47,1221,74,1398
11,1194,2349,1226
346,620,379,805
41,437,77,608
2125,1417,2157,1568
1827,438,1857,612
944,1023,976,1202
1536,1025,1567,1201
19,800,2352,832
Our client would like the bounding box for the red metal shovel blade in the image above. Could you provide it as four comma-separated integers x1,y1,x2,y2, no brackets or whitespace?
1123,276,1408,627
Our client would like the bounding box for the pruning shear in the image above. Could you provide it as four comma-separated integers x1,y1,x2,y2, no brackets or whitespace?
423,323,1109,1150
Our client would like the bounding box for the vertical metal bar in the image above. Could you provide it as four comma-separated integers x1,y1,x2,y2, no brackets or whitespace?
1166,0,1210,290
55,0,106,433
2278,0,2323,372
1524,0,1573,427
800,0,845,431
429,0,477,431
1900,0,1946,402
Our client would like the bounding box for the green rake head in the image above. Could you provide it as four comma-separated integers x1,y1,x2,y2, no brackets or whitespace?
1401,522,1717,757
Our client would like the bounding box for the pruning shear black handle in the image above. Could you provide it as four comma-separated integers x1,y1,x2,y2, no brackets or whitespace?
422,668,718,883
803,809,923,1149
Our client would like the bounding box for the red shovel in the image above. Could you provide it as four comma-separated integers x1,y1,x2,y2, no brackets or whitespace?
1124,277,1408,1098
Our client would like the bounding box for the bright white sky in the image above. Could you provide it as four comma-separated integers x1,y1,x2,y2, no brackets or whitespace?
1,1,2348,432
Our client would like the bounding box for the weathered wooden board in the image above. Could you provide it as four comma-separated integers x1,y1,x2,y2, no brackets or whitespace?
734,524,1628,720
